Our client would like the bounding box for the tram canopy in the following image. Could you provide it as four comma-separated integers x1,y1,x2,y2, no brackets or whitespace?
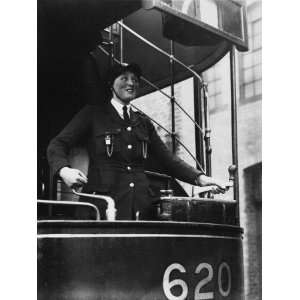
38,0,248,141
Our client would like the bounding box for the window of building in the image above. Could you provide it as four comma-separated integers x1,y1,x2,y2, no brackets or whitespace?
203,63,224,113
239,1,262,103
202,53,232,114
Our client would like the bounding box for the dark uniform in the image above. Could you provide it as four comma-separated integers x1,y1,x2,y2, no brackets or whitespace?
47,103,203,220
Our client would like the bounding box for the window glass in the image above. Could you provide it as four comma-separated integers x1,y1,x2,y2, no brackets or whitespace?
215,93,223,105
247,22,252,37
208,83,216,95
253,65,261,80
209,97,216,111
243,53,252,68
215,79,222,93
202,54,230,112
253,50,261,65
255,80,262,95
247,8,255,21
239,2,262,102
252,35,261,50
253,19,261,35
245,83,254,98
244,68,253,83
206,70,213,81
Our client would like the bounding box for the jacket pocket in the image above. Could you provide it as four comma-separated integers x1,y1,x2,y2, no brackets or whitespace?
95,128,121,157
135,130,150,159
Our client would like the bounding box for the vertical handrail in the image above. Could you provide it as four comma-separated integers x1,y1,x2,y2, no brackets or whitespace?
119,20,124,64
230,46,240,225
108,26,114,67
203,84,212,176
193,78,206,170
170,40,176,154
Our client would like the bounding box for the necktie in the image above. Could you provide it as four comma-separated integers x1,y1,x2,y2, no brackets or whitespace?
123,105,130,123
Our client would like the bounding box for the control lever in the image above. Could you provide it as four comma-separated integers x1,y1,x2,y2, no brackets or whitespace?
199,165,236,193
194,182,233,195
228,165,237,186
72,189,116,221
192,168,235,197
158,189,237,221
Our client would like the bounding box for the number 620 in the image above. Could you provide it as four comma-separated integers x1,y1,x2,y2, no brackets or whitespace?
163,262,231,300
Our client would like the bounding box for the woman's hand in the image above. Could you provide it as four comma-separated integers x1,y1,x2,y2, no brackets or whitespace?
196,174,231,194
59,167,88,188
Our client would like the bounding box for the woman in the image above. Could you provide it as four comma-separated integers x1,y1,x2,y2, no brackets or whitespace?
47,63,228,220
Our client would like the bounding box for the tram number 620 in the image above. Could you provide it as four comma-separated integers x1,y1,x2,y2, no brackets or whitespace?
163,262,231,300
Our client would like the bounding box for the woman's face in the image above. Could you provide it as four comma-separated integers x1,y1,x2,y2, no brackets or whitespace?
112,71,139,104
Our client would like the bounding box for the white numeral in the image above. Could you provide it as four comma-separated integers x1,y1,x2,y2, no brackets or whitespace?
194,263,214,300
163,263,188,300
218,262,231,297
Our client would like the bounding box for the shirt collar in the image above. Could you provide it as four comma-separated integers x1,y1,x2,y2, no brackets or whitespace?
111,98,131,119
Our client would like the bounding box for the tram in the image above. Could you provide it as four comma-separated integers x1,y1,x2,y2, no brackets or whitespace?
37,0,248,299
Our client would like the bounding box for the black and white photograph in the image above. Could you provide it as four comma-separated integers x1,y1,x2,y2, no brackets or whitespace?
14,0,300,299
35,0,263,299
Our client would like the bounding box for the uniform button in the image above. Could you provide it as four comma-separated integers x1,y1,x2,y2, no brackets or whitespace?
127,144,132,149
127,166,132,171
127,126,132,131
129,182,135,188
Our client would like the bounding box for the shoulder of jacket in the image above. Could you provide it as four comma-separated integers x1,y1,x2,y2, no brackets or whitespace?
136,110,154,127
132,109,148,121
86,104,108,115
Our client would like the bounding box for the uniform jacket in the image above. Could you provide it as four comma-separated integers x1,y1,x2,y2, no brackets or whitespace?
47,104,202,219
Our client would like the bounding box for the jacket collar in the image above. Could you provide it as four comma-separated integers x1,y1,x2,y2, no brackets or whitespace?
110,98,131,119
105,102,142,126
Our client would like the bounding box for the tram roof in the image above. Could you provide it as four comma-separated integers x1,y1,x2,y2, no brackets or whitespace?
38,0,248,88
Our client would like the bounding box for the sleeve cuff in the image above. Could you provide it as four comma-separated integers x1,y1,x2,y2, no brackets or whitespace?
194,172,205,185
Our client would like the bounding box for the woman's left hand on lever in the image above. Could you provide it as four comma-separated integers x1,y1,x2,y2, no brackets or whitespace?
196,174,231,194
